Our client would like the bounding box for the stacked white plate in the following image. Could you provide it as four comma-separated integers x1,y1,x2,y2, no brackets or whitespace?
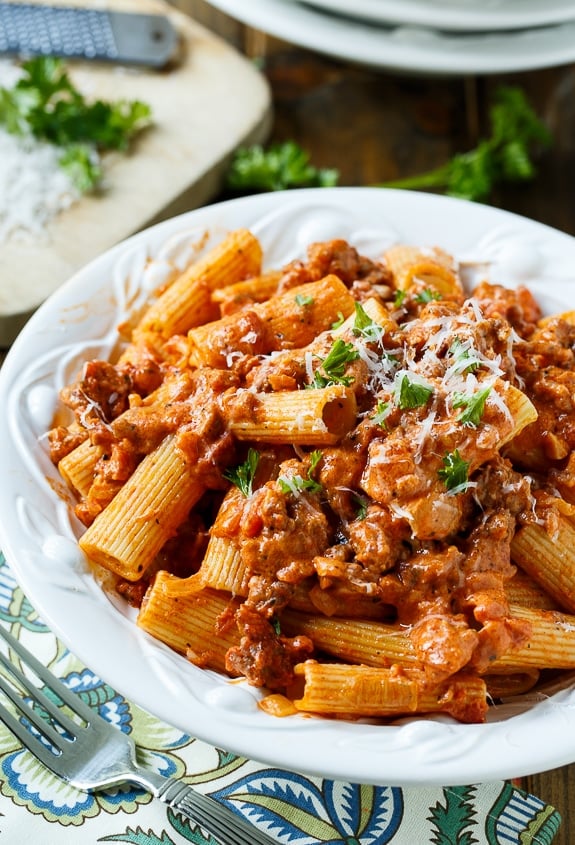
203,0,575,75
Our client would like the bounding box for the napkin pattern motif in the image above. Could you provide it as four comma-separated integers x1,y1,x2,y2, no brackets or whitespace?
0,554,562,845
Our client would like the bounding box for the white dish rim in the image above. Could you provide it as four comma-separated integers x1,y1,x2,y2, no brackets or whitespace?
2,187,575,786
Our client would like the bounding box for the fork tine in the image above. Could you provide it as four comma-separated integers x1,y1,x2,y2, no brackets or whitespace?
0,650,79,742
0,695,66,771
0,624,97,723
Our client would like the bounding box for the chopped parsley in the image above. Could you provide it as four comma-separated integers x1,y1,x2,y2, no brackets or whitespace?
393,289,407,308
295,293,314,307
452,386,491,427
414,288,442,304
0,56,152,192
223,448,260,497
438,449,470,493
449,338,482,374
331,311,345,330
394,373,433,410
352,302,384,342
353,493,369,520
372,399,391,428
278,450,323,496
309,339,359,389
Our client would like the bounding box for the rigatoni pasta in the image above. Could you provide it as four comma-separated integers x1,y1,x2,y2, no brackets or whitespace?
47,226,575,726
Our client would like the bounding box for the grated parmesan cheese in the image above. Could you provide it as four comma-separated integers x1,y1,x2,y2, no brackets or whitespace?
0,60,80,245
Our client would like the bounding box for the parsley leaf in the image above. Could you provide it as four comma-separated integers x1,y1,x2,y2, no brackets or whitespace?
393,289,407,308
438,449,470,493
309,339,359,388
223,448,260,497
414,288,442,304
377,86,551,202
372,400,391,428
278,450,323,496
226,141,339,192
449,338,481,374
353,493,369,520
394,373,433,410
331,311,345,330
452,386,491,427
295,293,314,306
0,56,152,191
352,302,384,342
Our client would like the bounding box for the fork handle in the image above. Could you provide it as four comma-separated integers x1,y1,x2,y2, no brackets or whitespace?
132,768,277,845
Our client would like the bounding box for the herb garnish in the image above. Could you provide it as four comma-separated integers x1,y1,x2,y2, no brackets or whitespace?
393,290,407,309
394,373,433,410
226,140,339,192
449,338,481,375
438,449,470,493
295,293,314,307
414,288,442,304
376,86,552,202
372,400,391,428
352,302,384,342
452,386,491,427
0,56,152,191
278,450,323,496
309,339,359,389
223,448,260,497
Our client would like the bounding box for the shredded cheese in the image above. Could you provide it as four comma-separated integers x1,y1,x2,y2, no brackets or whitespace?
0,60,80,244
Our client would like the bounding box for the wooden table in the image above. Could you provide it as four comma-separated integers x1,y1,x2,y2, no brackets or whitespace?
172,2,575,840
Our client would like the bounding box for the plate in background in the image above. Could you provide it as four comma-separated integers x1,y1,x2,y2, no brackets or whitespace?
202,0,575,75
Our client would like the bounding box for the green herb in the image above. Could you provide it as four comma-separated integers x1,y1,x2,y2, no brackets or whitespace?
272,618,282,635
414,288,442,304
352,302,384,342
353,493,369,520
331,311,345,330
452,386,491,427
393,289,407,308
438,449,470,492
226,141,339,192
309,339,359,388
449,338,481,374
0,56,152,191
395,374,433,410
372,400,390,428
295,293,314,307
223,448,260,497
278,450,323,496
376,86,552,202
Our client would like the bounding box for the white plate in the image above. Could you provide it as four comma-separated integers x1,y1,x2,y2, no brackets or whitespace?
202,0,575,75
2,187,575,786
294,0,575,33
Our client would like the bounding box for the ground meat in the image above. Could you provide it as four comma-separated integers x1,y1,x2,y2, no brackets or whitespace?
225,604,313,688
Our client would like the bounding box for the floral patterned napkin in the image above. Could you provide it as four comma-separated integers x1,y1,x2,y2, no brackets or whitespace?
0,554,561,845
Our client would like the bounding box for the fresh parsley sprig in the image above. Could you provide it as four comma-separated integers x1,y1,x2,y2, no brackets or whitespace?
226,140,338,192
223,448,260,497
394,373,434,410
352,302,384,342
377,86,552,202
308,339,359,389
452,386,491,427
438,449,470,493
278,450,323,496
0,56,152,191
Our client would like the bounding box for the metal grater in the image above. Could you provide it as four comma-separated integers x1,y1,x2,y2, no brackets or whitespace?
0,3,178,67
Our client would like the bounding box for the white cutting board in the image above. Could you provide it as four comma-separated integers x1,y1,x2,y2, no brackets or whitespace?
0,0,272,345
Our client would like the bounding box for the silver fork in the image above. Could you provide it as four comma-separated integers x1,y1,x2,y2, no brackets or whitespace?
0,624,278,845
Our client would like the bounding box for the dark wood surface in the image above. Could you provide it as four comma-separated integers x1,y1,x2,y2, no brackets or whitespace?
174,2,575,840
